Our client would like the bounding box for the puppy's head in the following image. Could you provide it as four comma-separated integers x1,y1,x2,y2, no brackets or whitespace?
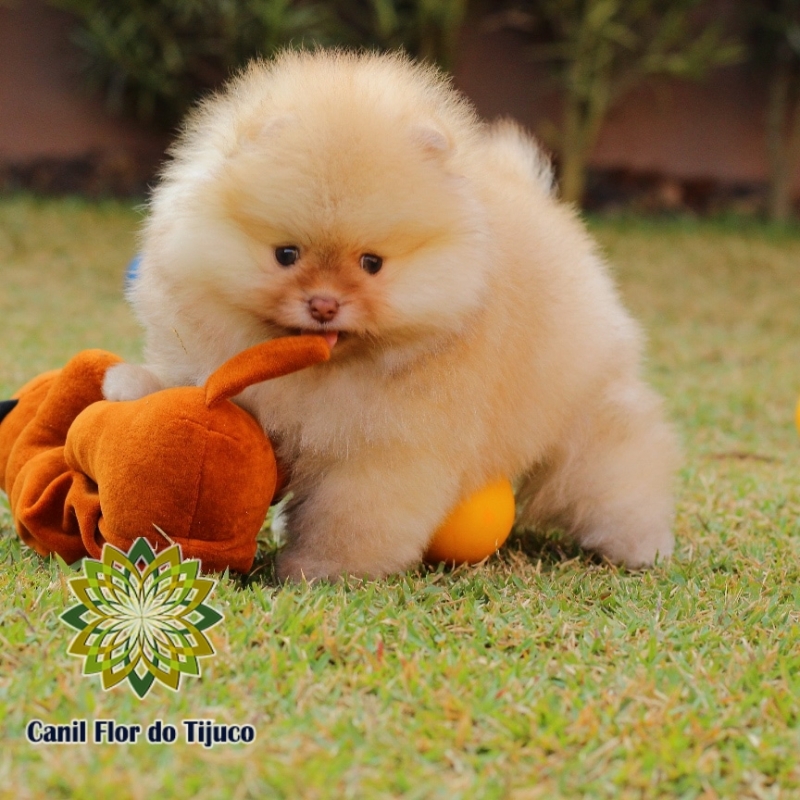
143,51,490,361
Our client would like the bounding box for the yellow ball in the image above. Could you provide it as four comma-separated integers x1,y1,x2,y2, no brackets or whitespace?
425,478,515,565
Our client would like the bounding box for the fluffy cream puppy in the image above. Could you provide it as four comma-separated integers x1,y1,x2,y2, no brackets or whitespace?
105,49,679,580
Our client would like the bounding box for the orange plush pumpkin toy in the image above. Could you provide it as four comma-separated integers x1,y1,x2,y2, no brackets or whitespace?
0,336,330,573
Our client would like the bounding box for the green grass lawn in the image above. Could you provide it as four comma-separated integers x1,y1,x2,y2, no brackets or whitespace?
1,196,799,799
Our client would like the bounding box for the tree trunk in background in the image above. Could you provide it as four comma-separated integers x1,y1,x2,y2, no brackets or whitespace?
559,145,588,206
766,62,800,222
558,86,609,206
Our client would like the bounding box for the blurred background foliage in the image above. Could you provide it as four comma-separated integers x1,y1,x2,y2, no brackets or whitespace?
47,0,467,127
490,0,741,203
747,0,800,221
42,0,800,219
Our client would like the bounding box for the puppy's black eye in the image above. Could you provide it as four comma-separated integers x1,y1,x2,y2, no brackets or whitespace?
275,246,299,267
360,253,383,275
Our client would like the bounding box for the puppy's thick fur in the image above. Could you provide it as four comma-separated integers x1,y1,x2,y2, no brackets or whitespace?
106,50,680,580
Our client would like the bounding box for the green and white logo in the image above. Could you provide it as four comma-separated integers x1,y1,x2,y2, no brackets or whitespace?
60,539,223,699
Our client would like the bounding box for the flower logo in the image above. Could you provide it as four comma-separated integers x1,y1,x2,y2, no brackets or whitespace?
60,539,223,699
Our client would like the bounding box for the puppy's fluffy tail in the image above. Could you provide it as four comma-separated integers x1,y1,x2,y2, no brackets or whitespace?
486,119,555,196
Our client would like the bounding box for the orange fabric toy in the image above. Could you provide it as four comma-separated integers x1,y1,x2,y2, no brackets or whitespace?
0,336,330,573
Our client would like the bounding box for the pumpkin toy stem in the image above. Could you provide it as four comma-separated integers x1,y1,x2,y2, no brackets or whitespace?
205,336,331,407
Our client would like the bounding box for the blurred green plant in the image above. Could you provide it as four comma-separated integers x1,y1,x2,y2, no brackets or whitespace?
48,0,467,129
333,0,467,70
748,1,800,222
492,1,741,205
48,0,329,127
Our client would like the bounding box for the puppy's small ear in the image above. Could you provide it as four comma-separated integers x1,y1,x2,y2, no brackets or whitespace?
410,125,452,159
258,116,292,138
238,115,292,148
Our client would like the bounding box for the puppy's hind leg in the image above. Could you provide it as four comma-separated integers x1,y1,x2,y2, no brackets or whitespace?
517,379,680,569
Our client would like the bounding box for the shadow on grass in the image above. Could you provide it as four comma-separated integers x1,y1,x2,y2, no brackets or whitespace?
502,527,588,566
235,525,603,590
236,545,280,590
0,514,609,591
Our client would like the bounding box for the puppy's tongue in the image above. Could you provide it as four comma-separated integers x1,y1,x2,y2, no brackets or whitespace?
305,330,338,348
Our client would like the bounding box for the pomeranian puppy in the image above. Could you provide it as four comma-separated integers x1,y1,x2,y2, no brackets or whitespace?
104,49,679,581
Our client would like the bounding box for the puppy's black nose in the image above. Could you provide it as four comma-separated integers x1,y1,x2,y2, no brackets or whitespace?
308,296,340,322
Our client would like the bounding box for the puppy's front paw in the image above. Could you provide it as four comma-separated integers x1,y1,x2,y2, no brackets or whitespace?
103,363,163,402
275,551,347,583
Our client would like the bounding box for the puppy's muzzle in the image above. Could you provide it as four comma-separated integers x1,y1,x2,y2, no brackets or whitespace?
308,296,340,323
